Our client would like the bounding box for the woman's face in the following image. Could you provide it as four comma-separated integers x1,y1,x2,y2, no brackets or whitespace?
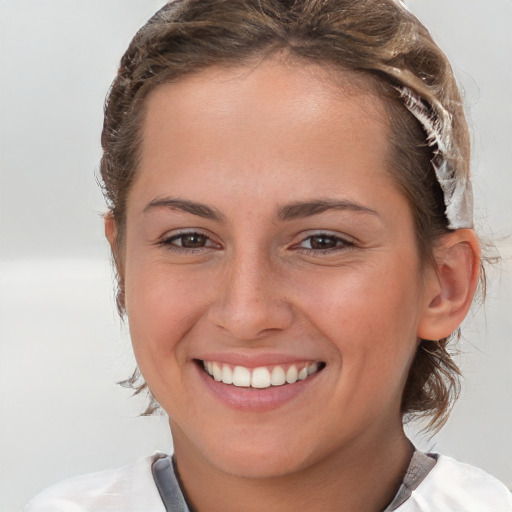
119,59,438,477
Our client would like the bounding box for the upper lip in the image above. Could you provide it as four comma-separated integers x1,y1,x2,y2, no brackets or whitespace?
194,352,324,368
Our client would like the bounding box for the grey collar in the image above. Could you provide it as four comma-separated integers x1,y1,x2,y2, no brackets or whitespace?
152,448,437,512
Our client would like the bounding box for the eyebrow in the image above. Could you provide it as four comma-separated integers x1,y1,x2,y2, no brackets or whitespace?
143,197,378,223
277,199,379,221
143,197,225,222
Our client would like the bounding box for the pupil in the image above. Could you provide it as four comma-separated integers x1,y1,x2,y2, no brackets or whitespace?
310,236,336,249
182,233,206,248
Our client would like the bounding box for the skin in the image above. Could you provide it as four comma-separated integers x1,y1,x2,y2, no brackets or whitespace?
106,58,480,512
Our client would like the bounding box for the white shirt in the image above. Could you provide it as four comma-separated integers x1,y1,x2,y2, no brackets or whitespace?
24,452,512,511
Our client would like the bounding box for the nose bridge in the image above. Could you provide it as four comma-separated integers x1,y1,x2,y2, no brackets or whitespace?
208,248,293,339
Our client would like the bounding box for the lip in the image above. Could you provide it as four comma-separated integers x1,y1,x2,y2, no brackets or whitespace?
195,352,321,368
194,358,324,412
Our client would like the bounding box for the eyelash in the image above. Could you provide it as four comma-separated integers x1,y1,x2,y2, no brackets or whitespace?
293,233,355,255
158,230,355,255
158,230,220,253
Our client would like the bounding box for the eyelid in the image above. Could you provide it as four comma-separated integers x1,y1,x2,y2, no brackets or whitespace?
158,228,222,251
291,230,357,252
156,228,356,254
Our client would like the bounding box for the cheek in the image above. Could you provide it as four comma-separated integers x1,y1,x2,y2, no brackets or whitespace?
124,260,209,367
299,258,421,330
293,259,422,379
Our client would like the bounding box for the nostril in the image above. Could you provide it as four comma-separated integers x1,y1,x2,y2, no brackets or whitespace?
207,301,295,341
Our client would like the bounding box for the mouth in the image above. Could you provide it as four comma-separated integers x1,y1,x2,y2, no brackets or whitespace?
198,360,326,389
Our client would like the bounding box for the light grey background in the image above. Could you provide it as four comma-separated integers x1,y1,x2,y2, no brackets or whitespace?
0,1,511,510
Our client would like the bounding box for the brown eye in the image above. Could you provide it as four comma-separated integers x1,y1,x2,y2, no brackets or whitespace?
171,232,208,248
308,235,339,250
296,233,354,253
182,233,208,248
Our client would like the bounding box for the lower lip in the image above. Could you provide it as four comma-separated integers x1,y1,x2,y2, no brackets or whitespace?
195,363,322,412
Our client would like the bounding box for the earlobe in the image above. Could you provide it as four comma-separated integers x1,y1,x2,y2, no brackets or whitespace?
104,212,126,313
417,229,481,341
104,211,117,249
104,211,124,277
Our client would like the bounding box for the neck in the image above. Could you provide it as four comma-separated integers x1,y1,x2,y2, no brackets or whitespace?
171,422,413,512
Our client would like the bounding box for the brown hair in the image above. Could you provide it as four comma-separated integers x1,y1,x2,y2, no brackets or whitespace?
100,0,478,429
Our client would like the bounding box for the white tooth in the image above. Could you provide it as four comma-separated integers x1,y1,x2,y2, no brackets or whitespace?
207,361,214,375
221,365,233,385
212,362,222,381
251,367,271,389
233,366,251,387
298,367,308,380
285,365,298,384
270,366,286,386
307,362,318,375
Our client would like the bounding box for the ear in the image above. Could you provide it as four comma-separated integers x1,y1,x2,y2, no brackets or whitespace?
417,229,481,341
104,211,124,277
105,212,127,313
104,210,117,250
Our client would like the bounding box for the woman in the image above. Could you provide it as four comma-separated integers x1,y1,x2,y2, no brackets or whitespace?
25,0,512,510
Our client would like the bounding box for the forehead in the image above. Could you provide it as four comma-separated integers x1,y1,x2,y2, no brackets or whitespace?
142,57,389,148
134,58,396,212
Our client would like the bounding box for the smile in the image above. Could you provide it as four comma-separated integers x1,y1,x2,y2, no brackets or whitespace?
201,360,324,389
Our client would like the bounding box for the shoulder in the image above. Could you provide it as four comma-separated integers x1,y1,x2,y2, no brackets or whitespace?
24,453,166,512
401,454,512,511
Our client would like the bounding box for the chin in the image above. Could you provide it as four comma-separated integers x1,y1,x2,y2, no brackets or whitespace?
194,429,323,479
208,449,309,479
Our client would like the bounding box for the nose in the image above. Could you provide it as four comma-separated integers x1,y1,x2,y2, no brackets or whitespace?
207,253,294,340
